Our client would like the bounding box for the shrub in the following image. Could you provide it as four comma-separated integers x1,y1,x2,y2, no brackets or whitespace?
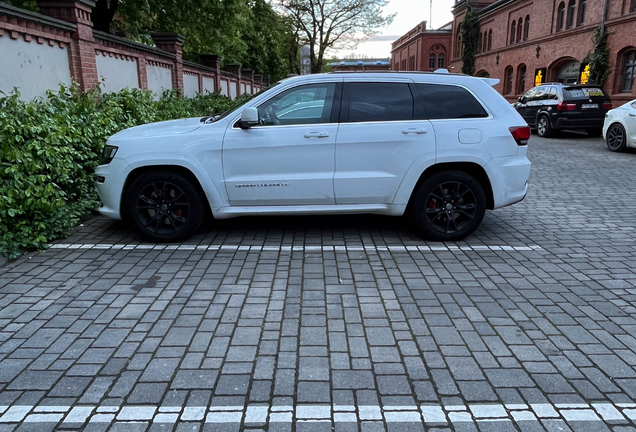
0,84,249,258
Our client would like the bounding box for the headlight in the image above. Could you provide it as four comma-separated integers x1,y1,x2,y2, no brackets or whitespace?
100,145,118,165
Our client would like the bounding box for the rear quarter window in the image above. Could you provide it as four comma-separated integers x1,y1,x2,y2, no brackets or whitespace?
416,83,489,119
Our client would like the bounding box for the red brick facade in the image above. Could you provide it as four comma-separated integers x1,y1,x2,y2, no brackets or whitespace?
391,21,453,72
449,0,636,105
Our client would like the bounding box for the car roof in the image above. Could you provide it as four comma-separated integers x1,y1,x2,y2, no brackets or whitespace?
280,71,499,87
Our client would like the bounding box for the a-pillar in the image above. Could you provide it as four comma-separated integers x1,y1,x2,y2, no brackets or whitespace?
199,54,222,94
37,0,98,91
151,33,186,93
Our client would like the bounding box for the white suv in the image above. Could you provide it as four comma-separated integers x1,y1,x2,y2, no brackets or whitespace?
96,71,531,242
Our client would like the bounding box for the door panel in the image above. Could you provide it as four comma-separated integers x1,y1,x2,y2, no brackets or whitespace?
223,82,340,206
335,82,435,204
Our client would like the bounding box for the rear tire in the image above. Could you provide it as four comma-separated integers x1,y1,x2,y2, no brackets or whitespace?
587,128,602,137
536,115,553,138
125,171,204,242
606,123,627,152
410,171,487,241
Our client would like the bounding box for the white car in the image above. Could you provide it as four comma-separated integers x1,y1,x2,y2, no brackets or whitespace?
95,71,532,242
603,99,636,152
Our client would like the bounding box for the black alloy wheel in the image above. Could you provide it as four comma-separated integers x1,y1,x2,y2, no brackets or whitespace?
125,171,204,242
606,123,627,152
411,171,486,241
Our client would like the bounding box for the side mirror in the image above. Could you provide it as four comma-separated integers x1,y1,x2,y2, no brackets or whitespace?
238,107,259,129
518,96,523,103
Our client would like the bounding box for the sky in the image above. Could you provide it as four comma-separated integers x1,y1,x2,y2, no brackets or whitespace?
335,0,455,59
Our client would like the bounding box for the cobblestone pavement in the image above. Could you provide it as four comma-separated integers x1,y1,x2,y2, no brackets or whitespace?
2,134,636,432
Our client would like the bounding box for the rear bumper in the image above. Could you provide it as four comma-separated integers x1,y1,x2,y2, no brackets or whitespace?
485,148,531,208
554,116,604,130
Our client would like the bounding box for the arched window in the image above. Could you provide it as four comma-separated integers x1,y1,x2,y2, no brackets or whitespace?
478,33,483,52
622,51,636,93
504,66,514,94
483,32,488,51
510,20,516,44
517,17,523,42
488,30,492,50
517,64,527,94
567,0,576,28
429,53,436,69
524,15,530,40
557,2,565,31
438,53,445,68
577,0,586,25
632,0,636,12
456,24,462,57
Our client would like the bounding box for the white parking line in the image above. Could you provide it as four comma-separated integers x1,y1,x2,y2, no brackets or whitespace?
0,402,628,425
48,243,543,252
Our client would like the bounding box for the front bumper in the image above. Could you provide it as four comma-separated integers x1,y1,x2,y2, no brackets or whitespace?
95,158,132,220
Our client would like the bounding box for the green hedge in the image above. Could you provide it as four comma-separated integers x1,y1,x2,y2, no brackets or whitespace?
0,84,251,258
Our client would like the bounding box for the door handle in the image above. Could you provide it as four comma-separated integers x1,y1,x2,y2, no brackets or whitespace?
304,132,329,138
402,128,427,134
629,113,636,117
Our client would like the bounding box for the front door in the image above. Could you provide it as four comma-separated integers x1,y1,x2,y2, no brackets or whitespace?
223,81,341,206
334,81,436,204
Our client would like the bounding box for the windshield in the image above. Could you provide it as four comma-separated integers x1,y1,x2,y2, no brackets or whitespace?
200,82,281,124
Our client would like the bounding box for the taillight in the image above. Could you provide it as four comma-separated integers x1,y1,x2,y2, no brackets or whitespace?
509,126,530,146
603,102,612,110
557,102,576,111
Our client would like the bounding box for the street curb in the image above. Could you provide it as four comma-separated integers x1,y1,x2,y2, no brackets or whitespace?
0,254,8,267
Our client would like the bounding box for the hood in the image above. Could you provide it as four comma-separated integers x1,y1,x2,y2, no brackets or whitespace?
110,117,204,140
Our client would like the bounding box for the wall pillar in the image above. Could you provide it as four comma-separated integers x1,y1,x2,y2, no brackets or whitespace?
200,54,221,93
253,74,263,92
242,69,254,94
224,63,241,97
37,0,97,91
151,32,185,93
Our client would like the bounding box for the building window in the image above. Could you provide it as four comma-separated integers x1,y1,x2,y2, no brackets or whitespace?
557,2,565,31
567,0,576,28
524,16,530,40
488,30,492,50
478,33,482,52
504,66,514,94
401,59,407,70
517,64,527,94
517,17,523,41
577,0,586,25
622,51,636,93
429,53,436,69
510,21,516,44
438,53,445,68
632,0,636,12
409,56,416,71
483,32,488,51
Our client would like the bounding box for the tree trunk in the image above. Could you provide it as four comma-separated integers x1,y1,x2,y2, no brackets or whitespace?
92,0,119,33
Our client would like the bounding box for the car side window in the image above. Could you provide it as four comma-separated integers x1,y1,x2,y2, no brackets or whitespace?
343,83,413,123
523,87,538,101
534,86,548,101
415,83,488,119
549,87,558,99
257,83,336,126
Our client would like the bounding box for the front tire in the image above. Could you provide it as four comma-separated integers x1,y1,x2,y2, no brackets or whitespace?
537,115,553,138
125,171,204,242
606,123,627,152
411,171,487,241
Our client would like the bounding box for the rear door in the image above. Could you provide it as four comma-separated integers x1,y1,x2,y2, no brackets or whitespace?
334,80,435,204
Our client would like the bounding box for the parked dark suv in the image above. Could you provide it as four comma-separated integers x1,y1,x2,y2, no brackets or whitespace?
513,83,612,137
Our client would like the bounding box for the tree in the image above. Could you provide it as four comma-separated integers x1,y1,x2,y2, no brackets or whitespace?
278,0,394,73
461,12,480,76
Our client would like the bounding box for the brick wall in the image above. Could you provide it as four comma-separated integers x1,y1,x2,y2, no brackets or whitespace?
0,0,268,100
449,0,636,105
391,21,452,72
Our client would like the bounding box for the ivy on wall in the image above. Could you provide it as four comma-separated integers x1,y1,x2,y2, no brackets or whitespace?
461,12,480,76
584,25,611,87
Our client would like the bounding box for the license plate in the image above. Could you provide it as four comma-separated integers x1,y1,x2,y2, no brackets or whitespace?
582,103,598,109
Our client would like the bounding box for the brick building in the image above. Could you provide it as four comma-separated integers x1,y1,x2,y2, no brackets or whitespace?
328,58,391,71
391,21,453,71
450,0,636,105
